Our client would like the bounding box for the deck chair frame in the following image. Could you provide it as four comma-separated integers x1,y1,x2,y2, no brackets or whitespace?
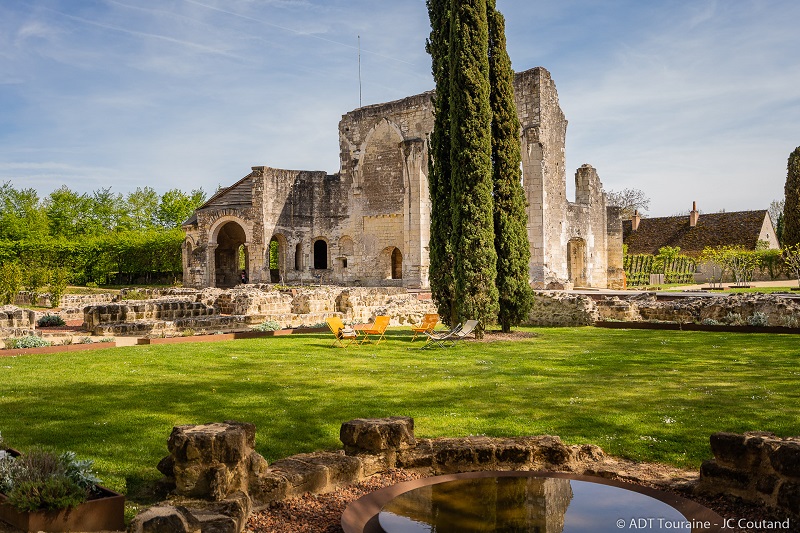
421,320,479,348
411,313,440,341
326,316,359,348
359,315,390,345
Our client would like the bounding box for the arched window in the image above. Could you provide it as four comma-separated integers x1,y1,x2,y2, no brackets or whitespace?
313,239,328,269
295,243,302,270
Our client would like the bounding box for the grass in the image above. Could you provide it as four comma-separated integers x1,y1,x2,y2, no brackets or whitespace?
0,327,797,509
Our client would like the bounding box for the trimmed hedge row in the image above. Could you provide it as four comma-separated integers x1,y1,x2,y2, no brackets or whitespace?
0,230,184,286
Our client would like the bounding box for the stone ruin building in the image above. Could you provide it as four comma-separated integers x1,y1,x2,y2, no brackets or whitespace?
182,67,625,291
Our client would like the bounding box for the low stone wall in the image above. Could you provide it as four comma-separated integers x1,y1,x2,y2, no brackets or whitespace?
14,291,116,308
526,292,597,326
529,291,800,328
699,432,799,519
83,286,437,336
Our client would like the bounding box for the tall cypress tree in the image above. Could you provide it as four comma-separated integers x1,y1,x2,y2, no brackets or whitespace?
448,0,498,335
487,0,533,332
783,146,800,248
425,0,456,326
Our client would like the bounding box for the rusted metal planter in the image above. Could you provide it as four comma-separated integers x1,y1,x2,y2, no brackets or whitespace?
0,449,124,532
0,487,125,532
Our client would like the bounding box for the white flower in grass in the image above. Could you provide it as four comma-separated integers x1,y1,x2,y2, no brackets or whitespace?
662,416,676,424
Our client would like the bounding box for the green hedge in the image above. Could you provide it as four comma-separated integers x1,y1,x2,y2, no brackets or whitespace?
0,230,184,285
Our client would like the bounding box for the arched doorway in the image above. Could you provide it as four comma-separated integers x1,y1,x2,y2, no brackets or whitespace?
268,236,285,283
391,248,403,279
313,239,328,269
567,238,587,288
214,221,247,288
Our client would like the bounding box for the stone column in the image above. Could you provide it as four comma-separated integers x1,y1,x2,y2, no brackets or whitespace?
206,244,218,288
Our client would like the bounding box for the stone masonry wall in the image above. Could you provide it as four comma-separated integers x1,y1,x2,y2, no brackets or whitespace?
699,432,799,519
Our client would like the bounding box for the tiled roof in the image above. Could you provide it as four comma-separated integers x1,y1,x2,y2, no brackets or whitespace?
623,210,769,256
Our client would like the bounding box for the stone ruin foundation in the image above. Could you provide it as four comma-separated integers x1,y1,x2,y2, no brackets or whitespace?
128,419,797,533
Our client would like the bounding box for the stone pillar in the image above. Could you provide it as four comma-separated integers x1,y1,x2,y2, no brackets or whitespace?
340,417,416,475
158,421,268,501
206,244,218,288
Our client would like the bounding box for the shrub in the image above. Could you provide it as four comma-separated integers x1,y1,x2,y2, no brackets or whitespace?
97,337,115,343
37,314,66,327
725,313,746,326
0,448,102,512
253,320,281,332
181,328,196,337
747,312,769,327
700,318,721,326
6,335,52,349
48,267,70,308
0,262,23,305
76,336,93,344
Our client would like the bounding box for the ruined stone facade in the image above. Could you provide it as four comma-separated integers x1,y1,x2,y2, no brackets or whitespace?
182,67,624,290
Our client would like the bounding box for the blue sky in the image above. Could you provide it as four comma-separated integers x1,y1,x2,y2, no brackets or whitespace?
1,0,798,217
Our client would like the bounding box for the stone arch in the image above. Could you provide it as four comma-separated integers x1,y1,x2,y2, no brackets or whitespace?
360,119,405,215
268,233,288,283
209,219,249,288
313,238,329,270
567,238,588,288
378,246,403,280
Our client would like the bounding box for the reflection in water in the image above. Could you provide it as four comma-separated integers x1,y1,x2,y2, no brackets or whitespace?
378,477,691,533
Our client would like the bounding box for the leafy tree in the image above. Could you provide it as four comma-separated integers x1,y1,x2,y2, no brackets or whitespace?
25,266,50,301
45,186,94,238
156,188,206,229
87,188,125,233
606,188,651,219
122,187,159,230
425,0,456,326
448,0,498,336
0,182,48,240
488,0,533,333
0,262,23,305
783,146,800,247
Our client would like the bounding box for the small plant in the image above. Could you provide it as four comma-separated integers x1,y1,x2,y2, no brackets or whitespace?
0,447,103,512
97,337,115,343
85,282,99,289
782,315,799,328
37,314,66,327
181,328,196,337
724,312,746,326
76,336,94,344
700,318,721,326
61,337,74,346
253,320,281,332
747,312,769,327
6,335,52,349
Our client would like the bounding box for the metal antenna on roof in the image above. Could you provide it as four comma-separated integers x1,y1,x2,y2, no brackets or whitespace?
358,35,362,108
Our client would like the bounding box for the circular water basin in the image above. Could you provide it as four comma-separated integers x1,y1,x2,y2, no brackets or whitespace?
341,471,723,533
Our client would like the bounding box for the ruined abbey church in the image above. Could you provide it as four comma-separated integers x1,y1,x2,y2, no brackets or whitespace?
182,67,625,290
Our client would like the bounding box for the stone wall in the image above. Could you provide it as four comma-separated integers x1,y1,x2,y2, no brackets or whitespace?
83,285,436,336
528,291,800,328
699,432,799,519
0,306,37,336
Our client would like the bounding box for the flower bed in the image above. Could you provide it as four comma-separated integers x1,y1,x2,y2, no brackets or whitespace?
0,342,117,358
136,326,328,345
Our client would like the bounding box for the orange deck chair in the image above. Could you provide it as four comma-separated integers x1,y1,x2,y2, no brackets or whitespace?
359,315,390,345
326,316,359,348
411,313,439,341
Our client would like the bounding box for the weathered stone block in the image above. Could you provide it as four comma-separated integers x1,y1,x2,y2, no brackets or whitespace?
340,416,416,454
776,480,800,515
127,505,202,533
529,435,573,466
699,460,750,490
769,441,800,479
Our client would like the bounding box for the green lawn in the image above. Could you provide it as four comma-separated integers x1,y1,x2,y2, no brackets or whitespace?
0,327,797,507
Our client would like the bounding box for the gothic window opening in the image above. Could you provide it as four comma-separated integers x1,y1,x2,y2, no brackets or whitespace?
391,248,403,279
313,239,328,269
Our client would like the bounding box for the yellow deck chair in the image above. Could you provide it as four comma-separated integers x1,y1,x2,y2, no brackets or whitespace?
326,316,359,348
411,313,439,341
359,315,390,345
